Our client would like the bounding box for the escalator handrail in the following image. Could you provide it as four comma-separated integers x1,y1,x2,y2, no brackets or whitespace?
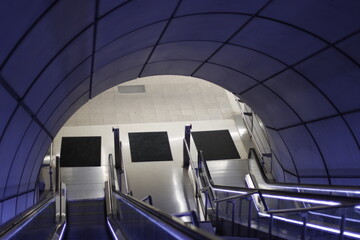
248,148,360,193
111,190,221,240
0,192,58,238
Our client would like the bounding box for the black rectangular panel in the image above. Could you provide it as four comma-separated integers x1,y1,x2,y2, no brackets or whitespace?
60,137,101,167
129,132,173,162
191,130,240,160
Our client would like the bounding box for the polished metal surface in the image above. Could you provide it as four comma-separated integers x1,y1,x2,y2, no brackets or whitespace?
53,120,246,214
206,159,248,187
61,167,109,200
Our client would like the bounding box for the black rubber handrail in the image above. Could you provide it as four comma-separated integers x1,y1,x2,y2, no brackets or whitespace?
0,192,57,237
197,150,360,204
248,148,360,192
112,190,221,240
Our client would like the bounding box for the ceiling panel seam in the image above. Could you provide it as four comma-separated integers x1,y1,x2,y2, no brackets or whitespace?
190,0,273,77
95,54,259,85
266,108,360,132
35,56,92,116
24,135,51,194
20,24,93,101
256,16,360,69
138,0,184,78
170,8,359,61
89,0,100,99
266,145,290,176
0,74,53,141
0,189,34,204
1,119,34,200
98,0,133,20
42,78,90,127
0,104,18,144
48,91,90,134
269,125,331,184
248,83,332,182
238,29,360,97
95,19,168,52
0,0,59,70
232,35,360,148
273,132,300,181
15,129,46,200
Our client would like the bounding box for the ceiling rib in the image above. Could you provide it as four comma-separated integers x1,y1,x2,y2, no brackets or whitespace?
89,0,100,99
138,0,184,78
189,0,273,77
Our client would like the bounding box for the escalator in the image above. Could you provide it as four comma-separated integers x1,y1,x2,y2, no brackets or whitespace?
0,154,221,240
64,200,112,240
184,145,360,240
2,127,360,240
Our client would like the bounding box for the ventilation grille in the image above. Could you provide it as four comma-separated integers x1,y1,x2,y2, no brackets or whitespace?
117,85,146,94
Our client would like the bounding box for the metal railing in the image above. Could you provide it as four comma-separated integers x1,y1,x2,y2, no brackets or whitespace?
105,152,221,240
237,99,360,197
183,138,360,239
0,157,67,240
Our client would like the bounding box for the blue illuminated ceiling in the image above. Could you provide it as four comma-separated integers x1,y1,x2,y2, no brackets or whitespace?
0,0,360,223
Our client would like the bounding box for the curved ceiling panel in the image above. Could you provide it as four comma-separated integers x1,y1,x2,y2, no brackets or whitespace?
149,41,221,62
17,131,49,194
307,117,360,177
23,28,93,113
279,126,327,177
0,0,359,222
94,48,152,85
344,112,360,144
161,14,249,43
267,128,297,177
230,18,326,65
0,0,55,65
175,0,267,16
0,108,32,199
260,0,360,42
193,63,257,93
265,69,337,121
3,121,41,198
240,85,301,128
92,66,143,98
142,60,202,77
44,82,89,133
295,48,360,112
0,85,17,137
337,32,360,65
95,22,166,71
37,60,92,124
98,0,128,16
97,0,177,48
210,45,286,81
1,0,93,97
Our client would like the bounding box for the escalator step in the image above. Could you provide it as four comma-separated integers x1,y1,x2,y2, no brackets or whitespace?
199,221,215,233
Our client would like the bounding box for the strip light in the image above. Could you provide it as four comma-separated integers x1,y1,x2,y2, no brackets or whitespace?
58,222,67,240
211,187,247,195
258,212,360,239
117,196,190,239
107,219,119,240
309,211,360,224
268,185,360,195
262,194,340,206
5,200,55,239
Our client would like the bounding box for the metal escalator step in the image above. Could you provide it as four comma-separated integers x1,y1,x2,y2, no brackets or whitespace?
199,221,215,234
65,225,111,240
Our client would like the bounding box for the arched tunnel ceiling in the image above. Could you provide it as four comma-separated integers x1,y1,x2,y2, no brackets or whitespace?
0,0,360,217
